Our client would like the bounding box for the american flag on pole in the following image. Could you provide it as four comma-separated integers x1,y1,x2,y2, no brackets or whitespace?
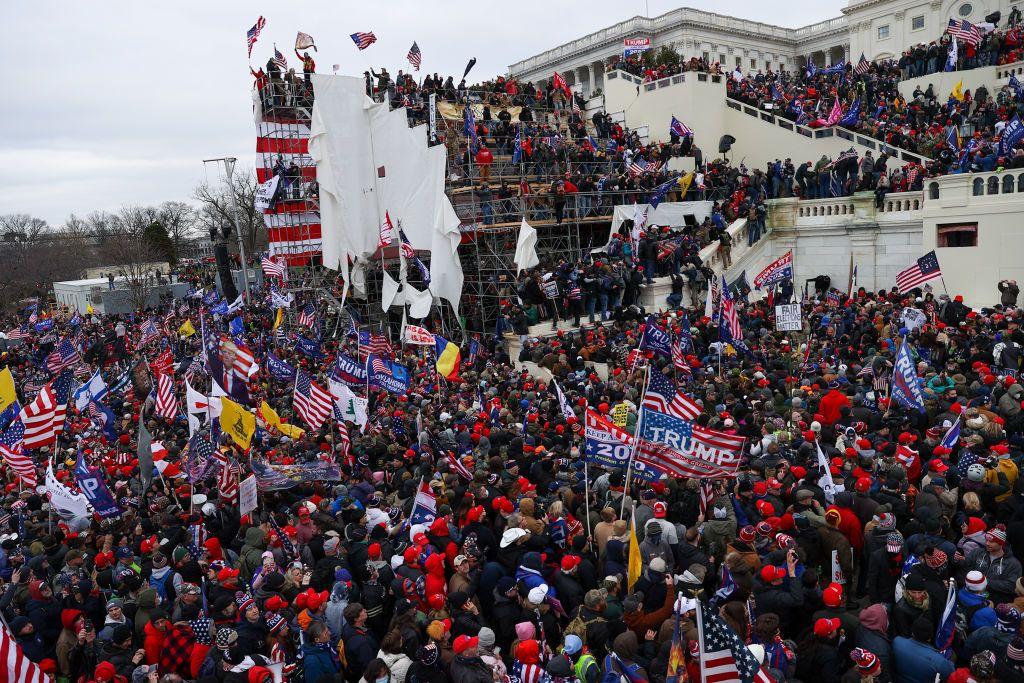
670,116,692,137
350,32,377,50
217,453,239,504
642,370,701,420
407,42,422,70
247,16,266,58
720,275,742,341
854,53,871,74
272,45,288,70
261,255,286,280
0,417,36,487
298,303,316,328
947,18,982,46
895,250,942,293
46,338,81,374
155,372,178,420
697,602,773,683
446,451,473,480
628,159,662,177
293,369,332,431
671,337,691,379
19,371,72,450
7,326,27,341
139,319,161,347
368,330,394,358
0,614,50,683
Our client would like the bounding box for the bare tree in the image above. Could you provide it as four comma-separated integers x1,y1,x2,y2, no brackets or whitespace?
101,206,164,311
194,167,266,260
157,201,198,252
0,214,91,307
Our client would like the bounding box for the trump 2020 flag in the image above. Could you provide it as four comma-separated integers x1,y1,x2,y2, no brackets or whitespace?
891,342,926,412
639,315,672,357
75,449,121,519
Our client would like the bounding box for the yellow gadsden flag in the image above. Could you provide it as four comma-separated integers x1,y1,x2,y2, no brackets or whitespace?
272,308,284,331
0,367,17,413
220,397,256,450
259,400,305,439
627,509,642,591
178,319,196,338
86,303,94,315
677,171,695,197
951,79,965,102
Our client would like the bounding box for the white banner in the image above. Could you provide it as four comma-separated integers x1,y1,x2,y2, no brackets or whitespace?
254,175,280,211
239,474,258,517
46,462,91,519
404,324,435,346
901,307,928,332
775,304,802,332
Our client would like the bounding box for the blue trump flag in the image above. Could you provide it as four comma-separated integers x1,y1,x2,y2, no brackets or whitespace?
368,354,410,395
935,580,957,657
295,335,324,359
332,352,368,387
512,124,523,164
265,351,297,382
999,115,1024,159
88,399,119,442
648,175,679,209
75,448,122,519
639,315,672,357
838,98,861,127
891,341,926,412
1010,74,1024,101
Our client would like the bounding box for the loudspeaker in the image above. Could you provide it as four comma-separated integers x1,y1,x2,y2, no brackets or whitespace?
718,134,736,154
213,243,239,302
986,10,1001,25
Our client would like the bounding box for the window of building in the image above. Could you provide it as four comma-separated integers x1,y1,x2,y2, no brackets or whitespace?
878,24,890,39
750,58,756,69
937,223,978,247
735,56,742,68
959,3,973,16
912,15,925,30
766,61,771,71
719,53,725,64
988,176,1000,194
928,182,940,199
1004,175,1015,193
973,178,985,195
702,51,710,62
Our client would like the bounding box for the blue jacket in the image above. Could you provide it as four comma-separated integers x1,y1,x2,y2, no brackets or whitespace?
892,637,954,683
302,642,340,683
956,587,996,632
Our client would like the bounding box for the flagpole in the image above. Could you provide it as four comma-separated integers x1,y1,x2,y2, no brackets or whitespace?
621,364,651,518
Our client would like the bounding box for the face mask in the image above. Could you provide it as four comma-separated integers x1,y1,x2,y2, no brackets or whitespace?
376,677,390,683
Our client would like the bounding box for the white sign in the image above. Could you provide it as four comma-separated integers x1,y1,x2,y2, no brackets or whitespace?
775,304,802,332
429,93,437,142
901,307,928,332
623,37,651,57
45,462,91,519
239,474,258,517
254,175,280,211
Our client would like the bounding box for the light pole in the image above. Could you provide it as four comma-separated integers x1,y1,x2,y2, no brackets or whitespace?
203,156,251,300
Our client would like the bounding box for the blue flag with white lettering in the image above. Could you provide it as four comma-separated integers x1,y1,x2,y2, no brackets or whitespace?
891,341,926,412
75,449,122,519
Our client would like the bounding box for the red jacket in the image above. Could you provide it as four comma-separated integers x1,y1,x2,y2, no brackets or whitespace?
475,148,494,166
143,620,166,665
818,389,850,426
826,504,864,554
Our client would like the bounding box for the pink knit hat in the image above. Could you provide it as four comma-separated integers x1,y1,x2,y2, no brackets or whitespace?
515,622,536,641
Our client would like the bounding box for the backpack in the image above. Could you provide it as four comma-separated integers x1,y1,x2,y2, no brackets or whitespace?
954,598,986,647
148,570,176,603
600,654,640,683
565,609,605,645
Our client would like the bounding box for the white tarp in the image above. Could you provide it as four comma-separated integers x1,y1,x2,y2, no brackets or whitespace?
309,74,463,311
514,219,540,273
405,284,435,319
605,201,714,246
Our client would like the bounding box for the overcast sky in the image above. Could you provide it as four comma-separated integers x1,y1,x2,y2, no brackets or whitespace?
1,0,845,225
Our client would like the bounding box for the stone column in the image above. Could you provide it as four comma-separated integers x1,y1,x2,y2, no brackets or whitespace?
848,191,881,291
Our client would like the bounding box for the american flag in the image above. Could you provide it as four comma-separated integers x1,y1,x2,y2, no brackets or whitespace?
0,417,36,487
947,18,982,46
293,369,332,431
670,116,692,137
0,615,49,683
19,371,72,450
272,45,288,70
298,303,317,328
185,432,217,484
628,158,661,177
643,370,701,420
720,275,742,341
336,419,352,466
368,331,394,358
446,451,473,480
155,372,178,420
247,16,266,57
46,338,81,374
407,41,422,70
895,250,942,293
350,32,377,50
854,53,871,75
906,165,920,188
7,327,27,341
218,454,239,504
261,255,287,280
697,602,773,683
139,319,161,346
698,480,716,518
183,356,204,385
671,336,691,378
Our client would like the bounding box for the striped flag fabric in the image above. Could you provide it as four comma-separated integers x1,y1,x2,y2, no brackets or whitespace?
0,417,36,487
272,45,288,70
45,338,81,374
139,319,161,346
336,419,352,465
628,158,662,177
350,32,377,50
261,255,287,279
854,53,870,75
20,371,72,450
446,451,473,480
155,372,178,420
368,331,393,358
293,369,332,431
946,18,982,46
298,303,316,328
247,16,266,57
0,614,49,683
643,370,701,420
671,337,691,378
670,115,692,137
378,211,395,248
407,42,422,70
697,602,772,683
720,275,742,341
7,327,27,341
217,454,240,504
895,250,942,293
637,408,744,479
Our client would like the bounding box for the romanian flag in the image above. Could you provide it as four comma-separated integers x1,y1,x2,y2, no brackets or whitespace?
628,510,642,591
433,334,460,380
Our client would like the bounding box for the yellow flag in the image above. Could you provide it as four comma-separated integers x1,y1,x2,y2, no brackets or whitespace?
273,308,283,331
627,509,642,591
220,397,255,450
0,367,17,414
677,171,695,197
178,319,196,338
86,303,94,315
951,80,965,102
260,400,305,439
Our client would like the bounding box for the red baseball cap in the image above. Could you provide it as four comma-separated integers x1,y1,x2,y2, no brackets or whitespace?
453,635,480,655
814,618,841,637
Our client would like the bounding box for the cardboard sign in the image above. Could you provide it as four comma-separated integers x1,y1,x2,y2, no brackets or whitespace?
902,307,928,332
239,474,259,517
611,403,630,427
775,304,802,332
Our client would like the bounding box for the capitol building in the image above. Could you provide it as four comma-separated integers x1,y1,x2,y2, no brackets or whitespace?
509,0,1018,94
